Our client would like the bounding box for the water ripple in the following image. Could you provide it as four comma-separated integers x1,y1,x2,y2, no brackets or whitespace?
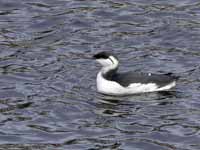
0,0,199,149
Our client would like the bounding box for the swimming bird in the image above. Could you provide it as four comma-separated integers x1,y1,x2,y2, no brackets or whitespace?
93,51,178,96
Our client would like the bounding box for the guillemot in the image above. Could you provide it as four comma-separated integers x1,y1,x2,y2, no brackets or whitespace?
93,51,178,96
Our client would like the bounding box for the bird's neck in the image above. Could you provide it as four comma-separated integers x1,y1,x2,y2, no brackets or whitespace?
101,62,118,80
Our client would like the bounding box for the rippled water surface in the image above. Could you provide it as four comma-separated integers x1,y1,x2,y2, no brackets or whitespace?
0,0,200,149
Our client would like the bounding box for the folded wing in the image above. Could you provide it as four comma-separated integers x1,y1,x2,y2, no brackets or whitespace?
112,72,177,87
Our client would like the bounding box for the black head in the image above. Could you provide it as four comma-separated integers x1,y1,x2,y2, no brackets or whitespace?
93,51,113,59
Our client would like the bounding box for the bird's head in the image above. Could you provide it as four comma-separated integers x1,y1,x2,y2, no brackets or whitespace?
93,51,119,68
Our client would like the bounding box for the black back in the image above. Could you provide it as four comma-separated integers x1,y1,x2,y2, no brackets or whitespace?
109,71,177,87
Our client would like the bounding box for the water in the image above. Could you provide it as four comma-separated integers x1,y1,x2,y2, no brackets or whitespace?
0,0,200,149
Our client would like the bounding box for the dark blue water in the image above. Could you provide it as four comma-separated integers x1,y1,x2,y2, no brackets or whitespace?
0,0,200,149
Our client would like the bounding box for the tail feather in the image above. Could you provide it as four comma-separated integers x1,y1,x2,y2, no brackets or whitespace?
164,73,179,80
